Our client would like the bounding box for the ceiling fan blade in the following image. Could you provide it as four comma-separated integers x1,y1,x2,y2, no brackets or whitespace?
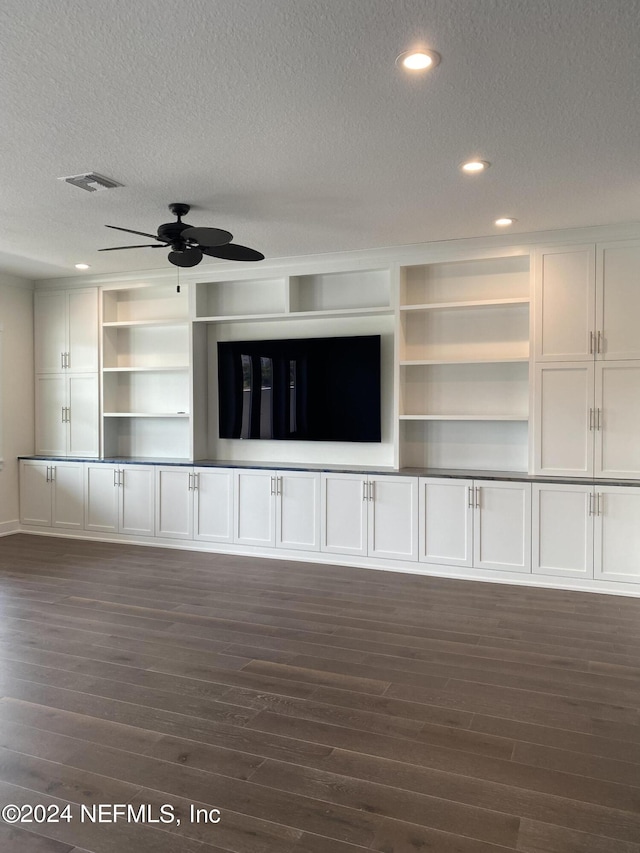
168,247,203,268
201,243,265,262
106,225,168,242
180,226,233,248
98,244,167,251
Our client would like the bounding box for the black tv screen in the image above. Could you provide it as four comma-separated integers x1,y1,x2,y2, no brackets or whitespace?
217,335,381,442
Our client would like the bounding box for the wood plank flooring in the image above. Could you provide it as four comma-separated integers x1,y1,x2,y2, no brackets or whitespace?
0,534,639,852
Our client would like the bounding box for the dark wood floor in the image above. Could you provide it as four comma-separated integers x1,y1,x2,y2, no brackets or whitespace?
0,536,639,853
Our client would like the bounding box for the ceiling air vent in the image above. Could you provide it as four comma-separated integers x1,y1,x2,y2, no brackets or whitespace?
57,172,124,192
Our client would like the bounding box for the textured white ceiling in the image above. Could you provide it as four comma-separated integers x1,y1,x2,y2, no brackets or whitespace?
0,0,638,279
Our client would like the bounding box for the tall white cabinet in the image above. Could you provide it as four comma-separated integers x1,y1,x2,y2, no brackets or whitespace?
34,288,99,457
533,239,640,478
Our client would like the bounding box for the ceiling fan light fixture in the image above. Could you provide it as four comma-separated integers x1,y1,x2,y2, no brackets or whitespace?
74,263,90,270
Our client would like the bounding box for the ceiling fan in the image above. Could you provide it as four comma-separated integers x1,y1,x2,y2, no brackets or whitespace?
99,203,265,267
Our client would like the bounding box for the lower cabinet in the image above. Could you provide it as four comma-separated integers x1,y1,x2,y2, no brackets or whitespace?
20,460,84,529
533,482,640,583
234,469,321,551
85,463,155,536
321,473,419,561
155,466,233,542
419,478,531,573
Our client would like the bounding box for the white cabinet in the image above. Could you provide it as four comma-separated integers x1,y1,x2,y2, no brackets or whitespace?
532,483,593,579
534,361,640,479
234,469,321,551
20,460,84,529
156,466,233,542
35,374,99,457
597,241,640,361
595,362,640,479
419,478,531,573
34,289,98,373
473,481,531,573
534,245,596,362
419,477,473,567
594,486,640,583
533,363,594,477
85,463,154,536
322,473,418,561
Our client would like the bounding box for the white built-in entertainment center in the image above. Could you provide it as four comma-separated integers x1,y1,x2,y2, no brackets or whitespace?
20,224,640,596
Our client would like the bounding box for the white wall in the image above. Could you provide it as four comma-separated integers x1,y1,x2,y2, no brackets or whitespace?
0,274,34,529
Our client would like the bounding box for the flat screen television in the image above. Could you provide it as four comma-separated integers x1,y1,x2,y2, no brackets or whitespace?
217,335,381,442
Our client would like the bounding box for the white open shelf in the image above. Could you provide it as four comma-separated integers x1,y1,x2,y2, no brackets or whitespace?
399,414,528,421
103,366,189,372
104,412,190,418
400,297,530,312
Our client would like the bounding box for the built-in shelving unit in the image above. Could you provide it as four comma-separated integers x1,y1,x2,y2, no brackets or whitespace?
399,254,531,471
101,284,191,460
193,268,393,321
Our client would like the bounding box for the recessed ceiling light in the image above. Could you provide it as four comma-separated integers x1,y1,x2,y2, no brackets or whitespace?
461,160,491,174
494,217,516,226
395,49,440,71
74,263,90,270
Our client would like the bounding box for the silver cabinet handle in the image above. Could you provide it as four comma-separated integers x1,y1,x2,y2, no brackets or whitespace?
50,466,56,482
362,480,367,501
468,486,473,508
45,466,50,483
278,476,283,495
588,408,594,431
270,476,276,496
113,469,118,487
369,481,375,502
597,331,602,354
597,493,603,516
589,331,594,354
119,469,124,488
194,472,199,491
188,472,193,491
474,486,480,509
61,352,65,369
597,408,602,431
66,407,70,423
588,492,594,516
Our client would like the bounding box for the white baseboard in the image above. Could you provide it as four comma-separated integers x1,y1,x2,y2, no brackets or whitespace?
0,519,20,536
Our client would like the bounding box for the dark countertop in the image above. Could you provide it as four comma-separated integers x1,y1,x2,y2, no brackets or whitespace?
17,456,640,487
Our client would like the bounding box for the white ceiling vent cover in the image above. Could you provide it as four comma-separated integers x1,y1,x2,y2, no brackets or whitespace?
57,172,124,192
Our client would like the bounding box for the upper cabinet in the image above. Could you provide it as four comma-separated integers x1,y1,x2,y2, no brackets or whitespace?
596,241,640,361
535,240,640,363
35,289,99,373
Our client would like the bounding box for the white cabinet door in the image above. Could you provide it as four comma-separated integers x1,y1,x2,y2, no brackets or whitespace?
35,375,67,456
85,464,119,533
595,362,640,479
473,481,531,573
234,469,275,547
19,460,52,526
532,484,593,578
34,291,67,373
276,471,320,552
597,242,640,361
119,466,155,537
68,289,99,372
51,462,85,529
594,486,640,583
194,468,234,543
68,374,99,457
419,477,473,567
534,245,596,361
321,472,368,557
368,476,418,561
156,467,193,539
533,363,594,477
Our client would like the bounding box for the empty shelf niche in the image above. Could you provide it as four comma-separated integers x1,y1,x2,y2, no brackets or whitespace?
400,361,529,419
195,277,288,318
103,283,189,323
103,416,190,459
289,268,391,313
102,323,189,369
103,370,189,416
401,255,529,307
